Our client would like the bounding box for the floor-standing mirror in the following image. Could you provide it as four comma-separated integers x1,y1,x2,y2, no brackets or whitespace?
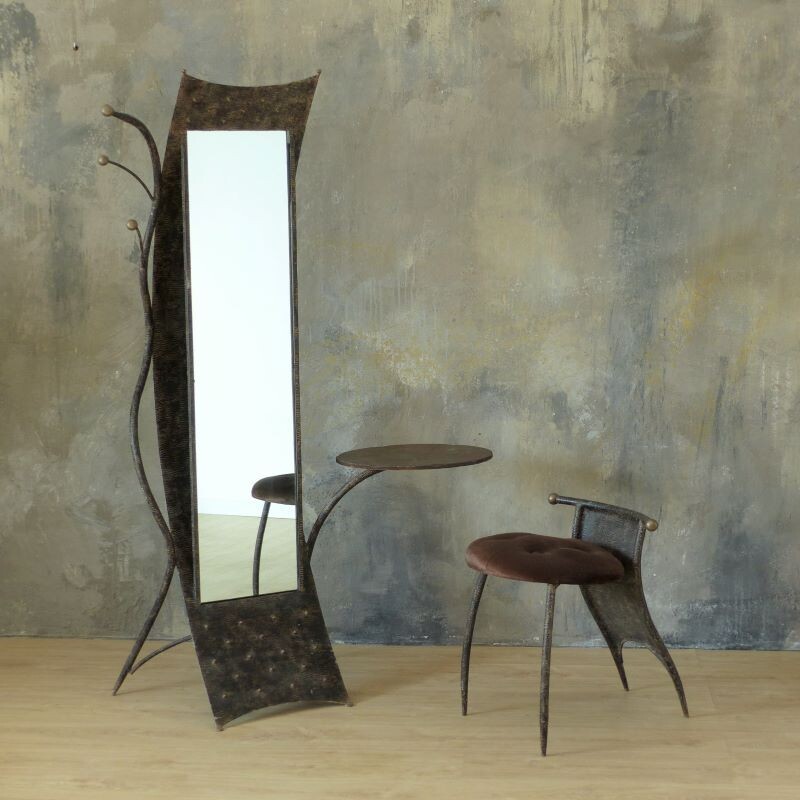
186,129,298,602
150,72,348,728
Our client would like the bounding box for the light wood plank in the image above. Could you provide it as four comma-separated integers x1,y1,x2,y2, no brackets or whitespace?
0,640,798,799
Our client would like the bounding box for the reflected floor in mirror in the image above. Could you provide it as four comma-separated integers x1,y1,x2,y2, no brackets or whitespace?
197,514,297,601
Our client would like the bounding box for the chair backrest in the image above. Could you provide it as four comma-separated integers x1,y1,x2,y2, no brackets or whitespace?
548,493,658,569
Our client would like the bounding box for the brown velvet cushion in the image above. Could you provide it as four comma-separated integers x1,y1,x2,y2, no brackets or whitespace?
251,473,296,505
466,532,624,586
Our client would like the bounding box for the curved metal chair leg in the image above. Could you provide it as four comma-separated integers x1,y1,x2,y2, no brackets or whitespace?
579,588,629,691
113,557,176,695
461,572,487,715
650,641,689,717
609,643,629,691
252,501,271,595
539,584,557,757
581,580,688,716
594,620,629,691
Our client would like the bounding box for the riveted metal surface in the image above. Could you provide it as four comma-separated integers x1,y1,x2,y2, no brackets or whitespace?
151,72,348,728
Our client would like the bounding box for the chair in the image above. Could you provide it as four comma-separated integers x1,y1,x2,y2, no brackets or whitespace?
461,493,688,756
251,473,296,594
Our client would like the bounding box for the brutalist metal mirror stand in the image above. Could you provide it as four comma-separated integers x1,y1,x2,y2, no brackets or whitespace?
99,73,350,729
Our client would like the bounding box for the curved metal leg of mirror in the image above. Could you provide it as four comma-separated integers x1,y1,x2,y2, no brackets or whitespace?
100,106,180,697
252,501,271,595
306,469,382,558
130,635,192,675
461,572,487,716
580,577,689,716
112,557,176,695
539,584,557,757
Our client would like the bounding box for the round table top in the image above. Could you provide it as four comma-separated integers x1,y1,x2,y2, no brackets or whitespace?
336,443,493,471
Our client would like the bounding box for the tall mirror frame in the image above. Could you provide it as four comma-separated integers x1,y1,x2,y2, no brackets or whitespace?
152,72,348,728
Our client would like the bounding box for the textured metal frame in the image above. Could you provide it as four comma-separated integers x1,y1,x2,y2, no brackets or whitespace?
100,71,350,729
461,493,688,756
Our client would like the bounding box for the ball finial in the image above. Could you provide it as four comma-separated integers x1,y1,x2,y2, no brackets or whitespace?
548,493,558,505
101,104,115,117
126,219,139,231
97,154,109,166
645,519,658,532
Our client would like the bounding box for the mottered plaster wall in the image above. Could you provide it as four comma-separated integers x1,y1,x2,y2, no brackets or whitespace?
1,0,798,649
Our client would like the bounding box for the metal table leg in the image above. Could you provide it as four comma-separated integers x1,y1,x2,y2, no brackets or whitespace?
306,469,382,558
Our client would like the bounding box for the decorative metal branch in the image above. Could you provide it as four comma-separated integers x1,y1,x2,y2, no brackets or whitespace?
98,104,186,694
97,154,154,200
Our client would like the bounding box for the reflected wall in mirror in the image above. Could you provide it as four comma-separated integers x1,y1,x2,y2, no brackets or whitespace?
185,130,298,603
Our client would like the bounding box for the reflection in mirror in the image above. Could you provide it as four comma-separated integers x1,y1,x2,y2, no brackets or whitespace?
185,130,298,603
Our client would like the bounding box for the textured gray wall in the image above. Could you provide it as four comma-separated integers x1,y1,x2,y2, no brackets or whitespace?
1,0,798,649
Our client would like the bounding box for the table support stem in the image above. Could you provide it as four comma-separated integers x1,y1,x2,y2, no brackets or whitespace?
306,469,382,558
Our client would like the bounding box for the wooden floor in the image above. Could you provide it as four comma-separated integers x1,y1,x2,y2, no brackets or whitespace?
1,639,798,799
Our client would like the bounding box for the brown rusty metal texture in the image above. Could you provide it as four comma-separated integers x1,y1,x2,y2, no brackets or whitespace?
151,71,349,729
551,494,689,716
461,493,688,756
460,571,487,716
539,583,557,756
336,443,493,471
129,635,192,674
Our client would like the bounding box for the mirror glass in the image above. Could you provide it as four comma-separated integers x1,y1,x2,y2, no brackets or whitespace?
185,130,298,603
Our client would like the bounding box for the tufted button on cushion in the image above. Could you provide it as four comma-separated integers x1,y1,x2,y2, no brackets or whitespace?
251,474,296,505
466,532,624,586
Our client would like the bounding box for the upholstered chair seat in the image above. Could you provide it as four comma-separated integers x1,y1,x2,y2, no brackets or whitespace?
466,532,624,586
251,473,296,505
